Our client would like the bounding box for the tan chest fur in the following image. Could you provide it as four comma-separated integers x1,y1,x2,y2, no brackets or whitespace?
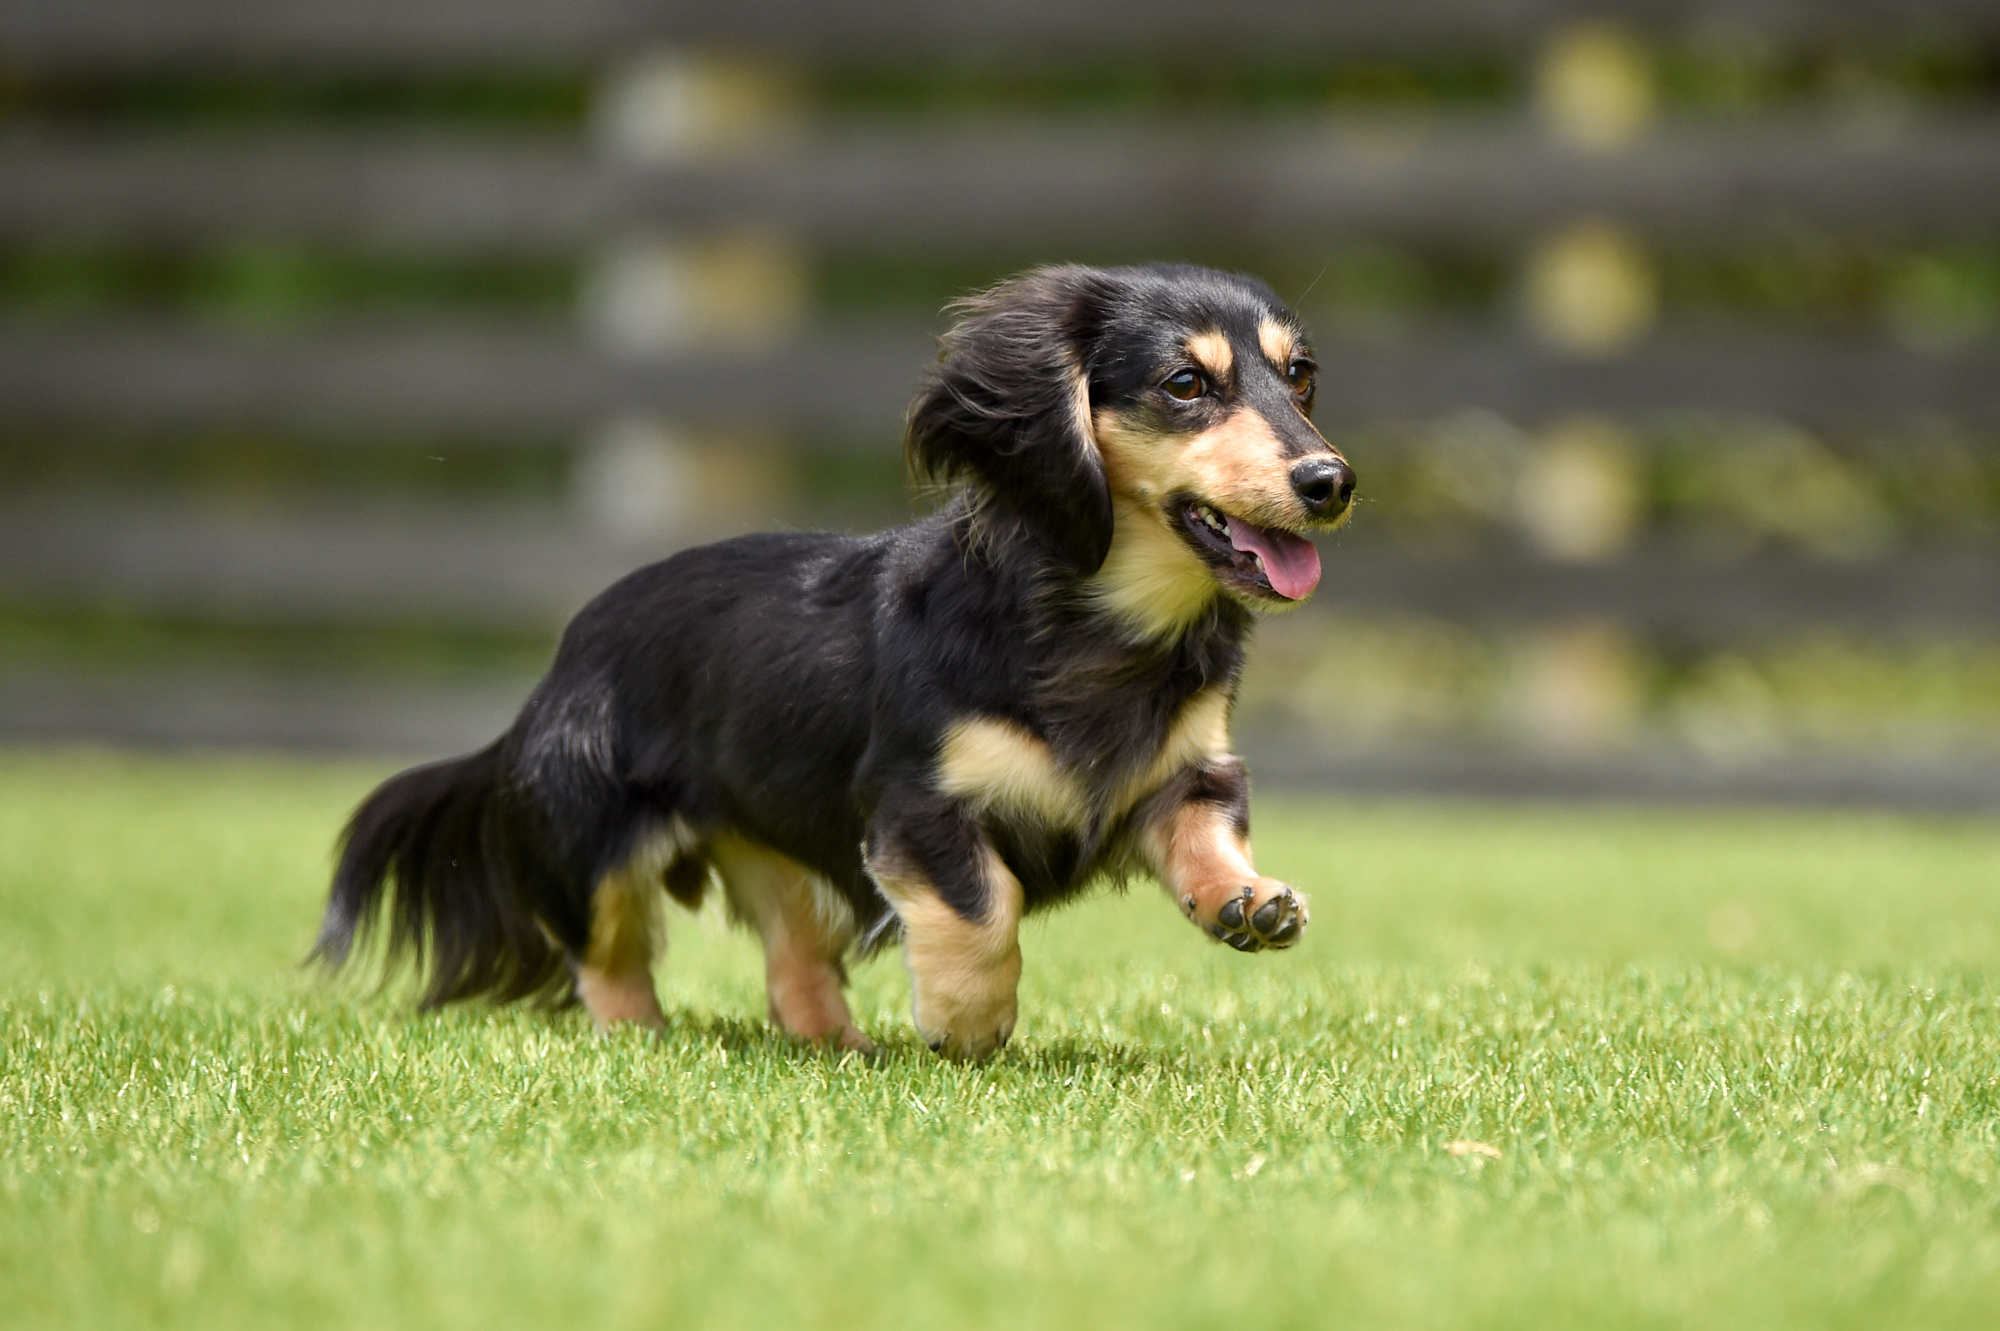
933,687,1231,829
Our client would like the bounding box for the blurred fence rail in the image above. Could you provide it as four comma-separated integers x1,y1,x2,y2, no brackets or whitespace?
4,499,1994,636
8,119,2000,247
12,1,2000,67
6,320,1998,436
3,0,1999,804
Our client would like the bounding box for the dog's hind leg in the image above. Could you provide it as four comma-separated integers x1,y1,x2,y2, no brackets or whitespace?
710,831,873,1053
575,857,667,1033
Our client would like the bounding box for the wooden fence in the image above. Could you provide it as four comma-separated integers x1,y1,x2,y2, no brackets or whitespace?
3,0,1998,787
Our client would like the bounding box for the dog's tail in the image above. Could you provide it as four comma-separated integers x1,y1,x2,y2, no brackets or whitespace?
312,740,569,1008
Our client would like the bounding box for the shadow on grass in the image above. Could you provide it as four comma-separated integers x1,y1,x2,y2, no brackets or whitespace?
654,1010,1268,1081
305,986,1258,1083
635,1006,1206,1079
1009,1035,1213,1079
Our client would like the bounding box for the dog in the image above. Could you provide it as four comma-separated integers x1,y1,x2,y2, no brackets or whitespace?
314,263,1355,1059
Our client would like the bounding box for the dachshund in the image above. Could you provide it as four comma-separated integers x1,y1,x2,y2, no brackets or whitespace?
314,263,1356,1059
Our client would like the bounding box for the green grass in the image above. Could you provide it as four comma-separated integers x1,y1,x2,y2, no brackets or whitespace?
3,748,1998,1329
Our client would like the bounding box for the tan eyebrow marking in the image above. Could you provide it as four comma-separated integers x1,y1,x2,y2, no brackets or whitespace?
1258,318,1298,371
1185,330,1233,383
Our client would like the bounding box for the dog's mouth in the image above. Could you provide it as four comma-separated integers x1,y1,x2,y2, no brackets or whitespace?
1177,499,1322,601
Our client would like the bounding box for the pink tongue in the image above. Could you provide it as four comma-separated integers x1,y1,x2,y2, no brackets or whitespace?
1228,518,1322,600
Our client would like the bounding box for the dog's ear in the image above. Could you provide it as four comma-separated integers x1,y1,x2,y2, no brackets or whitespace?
905,267,1115,573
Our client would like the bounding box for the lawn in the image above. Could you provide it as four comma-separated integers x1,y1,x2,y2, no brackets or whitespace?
2,747,1997,1329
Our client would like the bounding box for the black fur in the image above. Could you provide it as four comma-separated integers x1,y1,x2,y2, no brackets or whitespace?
315,263,1339,1013
317,741,571,1006
906,267,1117,571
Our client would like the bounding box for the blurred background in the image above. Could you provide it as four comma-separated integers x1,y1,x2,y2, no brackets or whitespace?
1,0,1996,809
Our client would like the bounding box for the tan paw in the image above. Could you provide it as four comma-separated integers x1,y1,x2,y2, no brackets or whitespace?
1182,878,1308,952
922,1021,1015,1060
575,966,667,1032
831,1025,878,1056
910,946,1020,1061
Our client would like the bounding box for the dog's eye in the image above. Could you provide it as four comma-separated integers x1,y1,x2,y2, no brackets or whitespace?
1161,369,1208,401
1286,360,1316,397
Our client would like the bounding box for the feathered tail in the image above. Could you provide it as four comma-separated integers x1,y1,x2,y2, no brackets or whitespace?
312,740,570,1007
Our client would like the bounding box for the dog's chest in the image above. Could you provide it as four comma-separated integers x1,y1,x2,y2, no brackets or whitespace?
933,685,1230,832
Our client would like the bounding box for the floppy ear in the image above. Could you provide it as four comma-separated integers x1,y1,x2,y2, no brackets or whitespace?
905,266,1115,573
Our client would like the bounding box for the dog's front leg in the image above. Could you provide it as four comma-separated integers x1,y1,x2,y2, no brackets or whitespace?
1135,758,1307,952
865,797,1023,1060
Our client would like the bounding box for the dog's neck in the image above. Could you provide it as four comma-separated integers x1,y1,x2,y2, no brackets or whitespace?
925,500,1252,816
1036,556,1251,787
942,491,1250,699
1084,494,1223,641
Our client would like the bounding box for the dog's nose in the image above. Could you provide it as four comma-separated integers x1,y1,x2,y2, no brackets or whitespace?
1291,457,1356,517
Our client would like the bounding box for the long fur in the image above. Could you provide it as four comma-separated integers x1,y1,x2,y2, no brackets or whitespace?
314,262,1349,1023
906,266,1116,571
315,742,570,1006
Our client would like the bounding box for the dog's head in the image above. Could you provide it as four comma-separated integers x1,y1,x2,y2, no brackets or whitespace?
907,264,1354,631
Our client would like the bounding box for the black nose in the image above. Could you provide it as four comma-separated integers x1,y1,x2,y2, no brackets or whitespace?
1290,456,1356,517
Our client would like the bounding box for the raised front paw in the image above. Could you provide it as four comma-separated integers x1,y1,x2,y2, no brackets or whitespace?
1182,878,1308,952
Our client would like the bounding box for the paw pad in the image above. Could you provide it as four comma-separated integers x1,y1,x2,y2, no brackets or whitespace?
1208,883,1306,952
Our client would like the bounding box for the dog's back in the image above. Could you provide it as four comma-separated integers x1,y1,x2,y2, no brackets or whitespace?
317,527,897,1008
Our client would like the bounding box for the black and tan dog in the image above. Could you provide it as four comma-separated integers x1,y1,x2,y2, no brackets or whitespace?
315,264,1355,1059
